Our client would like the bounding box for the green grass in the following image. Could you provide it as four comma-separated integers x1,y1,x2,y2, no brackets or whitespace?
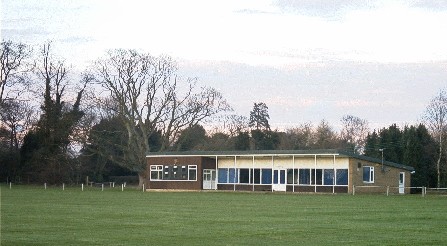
1,185,447,245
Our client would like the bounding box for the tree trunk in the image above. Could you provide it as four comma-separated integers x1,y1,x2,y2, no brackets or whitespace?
138,172,146,189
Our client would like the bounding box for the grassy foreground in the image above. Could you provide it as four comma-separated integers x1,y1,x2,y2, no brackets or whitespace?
1,185,446,245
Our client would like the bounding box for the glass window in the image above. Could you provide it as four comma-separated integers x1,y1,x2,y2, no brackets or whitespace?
299,169,310,185
252,169,261,184
262,169,272,184
287,169,298,184
150,165,163,180
323,169,334,185
363,166,374,183
311,169,323,185
229,168,238,183
188,165,197,181
239,169,250,183
218,168,228,183
336,169,348,185
273,170,278,184
280,170,286,184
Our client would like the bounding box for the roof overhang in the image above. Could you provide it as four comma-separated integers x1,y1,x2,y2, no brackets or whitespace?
146,149,415,172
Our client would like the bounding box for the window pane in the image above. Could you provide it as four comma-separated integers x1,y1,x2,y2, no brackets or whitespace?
323,169,334,185
287,169,298,184
336,169,348,185
189,169,196,181
299,169,310,185
273,170,278,184
229,168,238,183
261,169,272,184
239,169,250,183
312,169,322,185
363,167,370,182
218,168,228,183
280,170,286,184
253,169,261,184
150,171,158,180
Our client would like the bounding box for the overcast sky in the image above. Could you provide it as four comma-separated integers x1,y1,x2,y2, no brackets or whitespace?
2,0,447,130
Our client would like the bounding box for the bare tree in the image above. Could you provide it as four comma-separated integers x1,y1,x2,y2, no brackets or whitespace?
423,90,447,188
91,49,230,187
314,119,339,149
284,122,314,149
0,99,34,150
0,40,31,104
19,42,89,183
340,115,369,154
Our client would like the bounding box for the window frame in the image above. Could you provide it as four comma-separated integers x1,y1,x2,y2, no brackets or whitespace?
150,165,163,181
363,166,374,183
188,165,197,181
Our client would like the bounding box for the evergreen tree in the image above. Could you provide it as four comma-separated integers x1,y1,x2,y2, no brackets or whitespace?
249,102,270,130
234,131,250,150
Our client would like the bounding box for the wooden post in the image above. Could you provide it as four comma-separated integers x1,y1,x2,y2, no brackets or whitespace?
352,185,355,195
9,182,12,189
121,184,124,191
82,183,84,191
102,184,104,191
44,183,47,190
386,186,389,196
63,183,65,191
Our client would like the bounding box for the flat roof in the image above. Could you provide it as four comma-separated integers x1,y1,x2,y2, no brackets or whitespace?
147,149,415,172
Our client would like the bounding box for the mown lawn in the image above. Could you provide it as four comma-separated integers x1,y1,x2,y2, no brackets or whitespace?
1,185,446,245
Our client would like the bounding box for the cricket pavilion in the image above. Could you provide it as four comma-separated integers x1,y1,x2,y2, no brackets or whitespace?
145,149,415,194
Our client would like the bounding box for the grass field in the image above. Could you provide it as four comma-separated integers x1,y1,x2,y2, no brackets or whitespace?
1,185,447,245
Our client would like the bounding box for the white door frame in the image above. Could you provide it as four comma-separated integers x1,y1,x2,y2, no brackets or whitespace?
203,169,216,190
399,172,405,194
272,169,286,192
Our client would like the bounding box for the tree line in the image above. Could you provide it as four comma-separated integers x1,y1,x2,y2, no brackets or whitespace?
1,40,446,188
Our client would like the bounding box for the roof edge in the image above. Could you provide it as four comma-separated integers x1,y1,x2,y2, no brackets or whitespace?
146,149,415,172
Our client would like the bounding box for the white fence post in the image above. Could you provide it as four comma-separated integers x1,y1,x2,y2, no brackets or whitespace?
63,183,65,191
102,184,104,191
44,183,47,190
9,182,12,189
82,183,84,191
386,186,389,196
142,184,145,192
121,184,124,191
352,185,355,195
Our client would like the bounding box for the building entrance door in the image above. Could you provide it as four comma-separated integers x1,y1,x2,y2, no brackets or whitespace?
399,172,405,194
272,169,286,192
203,169,216,190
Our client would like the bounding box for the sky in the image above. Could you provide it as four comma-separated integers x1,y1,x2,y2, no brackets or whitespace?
2,0,447,131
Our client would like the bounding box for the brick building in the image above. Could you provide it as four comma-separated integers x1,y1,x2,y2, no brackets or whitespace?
146,150,414,194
